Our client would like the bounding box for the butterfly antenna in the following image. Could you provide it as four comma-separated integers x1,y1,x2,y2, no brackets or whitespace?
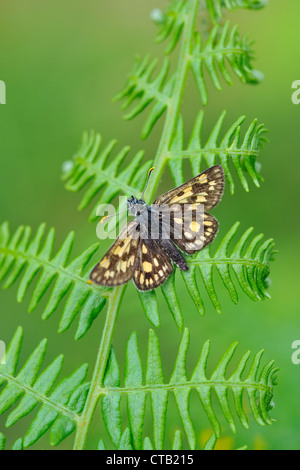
140,166,156,199
100,208,128,224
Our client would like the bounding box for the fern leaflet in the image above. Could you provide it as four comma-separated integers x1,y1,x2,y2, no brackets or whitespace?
62,130,152,221
0,222,106,339
100,328,277,449
190,21,263,105
168,110,268,192
0,327,89,448
115,20,261,137
0,432,23,450
206,0,267,23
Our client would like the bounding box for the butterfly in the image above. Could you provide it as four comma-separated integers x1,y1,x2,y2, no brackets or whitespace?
89,165,224,291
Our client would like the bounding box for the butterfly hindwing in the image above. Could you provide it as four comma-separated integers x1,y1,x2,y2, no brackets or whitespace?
172,212,219,254
154,165,224,211
133,238,173,291
90,220,140,287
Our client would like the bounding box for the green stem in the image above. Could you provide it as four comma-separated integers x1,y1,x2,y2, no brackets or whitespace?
146,0,199,203
95,380,271,396
73,286,124,450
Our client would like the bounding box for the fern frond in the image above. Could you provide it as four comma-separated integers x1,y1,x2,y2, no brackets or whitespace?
100,328,277,449
168,110,267,192
0,220,275,332
206,0,268,23
0,222,106,339
62,130,152,221
115,23,261,133
182,221,275,315
113,55,175,139
154,0,188,54
191,22,262,105
138,222,275,325
0,432,23,450
0,327,89,448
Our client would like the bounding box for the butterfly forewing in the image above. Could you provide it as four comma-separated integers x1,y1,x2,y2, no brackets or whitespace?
90,220,140,286
133,238,173,291
154,165,224,211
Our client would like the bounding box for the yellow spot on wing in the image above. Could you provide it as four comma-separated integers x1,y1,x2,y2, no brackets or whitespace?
128,255,135,266
114,246,121,255
199,175,208,183
182,190,193,198
190,221,200,232
185,232,194,240
196,196,207,203
100,258,110,268
121,261,127,272
184,186,193,192
143,261,152,273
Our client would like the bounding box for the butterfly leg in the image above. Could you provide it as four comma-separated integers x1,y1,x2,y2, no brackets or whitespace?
158,238,189,271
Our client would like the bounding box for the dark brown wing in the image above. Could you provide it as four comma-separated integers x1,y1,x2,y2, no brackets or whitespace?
154,165,224,212
89,220,140,287
172,212,219,254
133,238,173,291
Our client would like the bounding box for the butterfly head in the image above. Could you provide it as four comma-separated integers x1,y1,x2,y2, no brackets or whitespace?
127,196,147,216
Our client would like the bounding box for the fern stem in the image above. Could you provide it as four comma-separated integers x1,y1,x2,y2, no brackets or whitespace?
146,0,199,202
166,148,260,158
96,380,271,395
0,370,77,420
73,286,124,450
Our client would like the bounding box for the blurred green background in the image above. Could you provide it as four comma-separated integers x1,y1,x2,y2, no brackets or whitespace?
0,0,300,450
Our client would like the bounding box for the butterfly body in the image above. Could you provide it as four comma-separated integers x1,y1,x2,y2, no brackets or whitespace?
90,165,224,291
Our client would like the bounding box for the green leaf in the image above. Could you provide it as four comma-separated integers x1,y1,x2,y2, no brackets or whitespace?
0,328,89,448
168,111,267,193
0,433,24,450
138,290,160,328
0,222,106,338
97,428,133,450
100,329,277,448
146,330,168,450
154,0,188,54
124,333,146,450
206,0,267,23
114,55,175,139
62,130,153,221
183,222,275,315
161,272,183,331
102,348,122,448
191,22,263,106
